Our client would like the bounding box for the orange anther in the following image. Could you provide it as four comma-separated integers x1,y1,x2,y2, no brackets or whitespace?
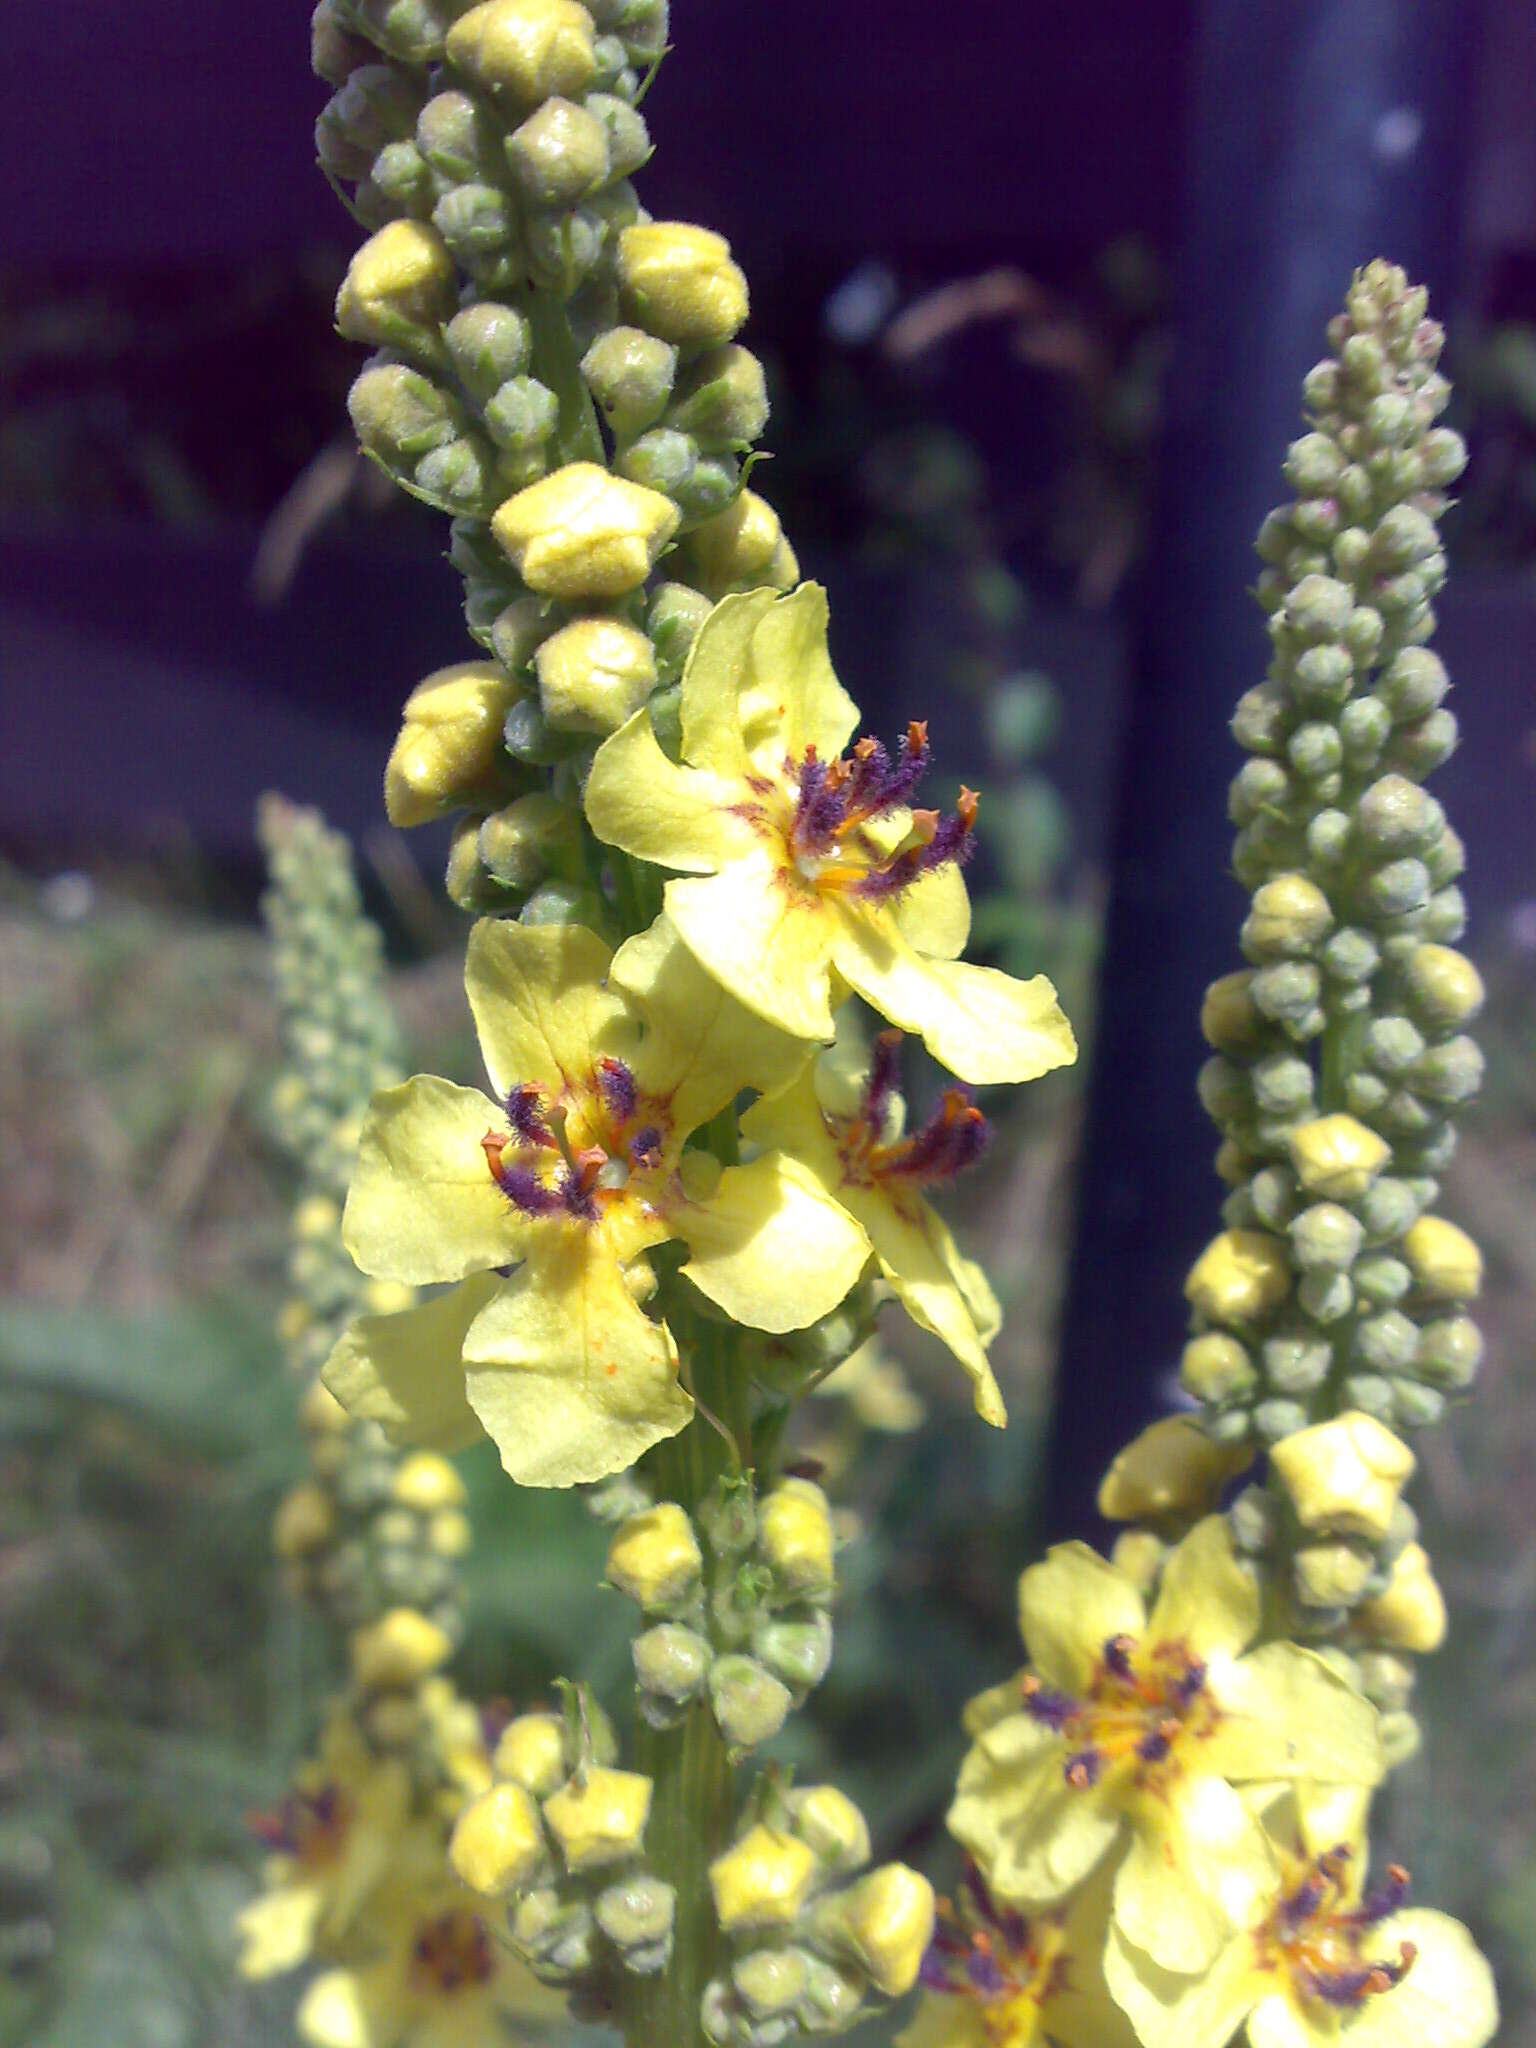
854,735,879,761
959,785,980,828
481,1129,509,1176
907,719,929,751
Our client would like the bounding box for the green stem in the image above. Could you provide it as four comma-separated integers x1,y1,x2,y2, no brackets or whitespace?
626,1340,749,2048
524,287,606,468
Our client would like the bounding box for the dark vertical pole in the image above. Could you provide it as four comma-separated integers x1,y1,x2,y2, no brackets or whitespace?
1044,0,1480,1535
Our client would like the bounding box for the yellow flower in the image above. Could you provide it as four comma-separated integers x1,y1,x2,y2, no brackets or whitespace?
1269,1413,1415,1542
617,222,751,346
741,1030,1008,1423
325,917,871,1487
296,1865,567,2048
1184,1229,1290,1323
1104,1784,1498,2048
491,461,679,599
947,1519,1383,1976
584,584,1076,1084
1354,1543,1448,1654
1097,1417,1254,1524
896,1858,1136,2048
1287,1116,1391,1201
236,1709,413,1979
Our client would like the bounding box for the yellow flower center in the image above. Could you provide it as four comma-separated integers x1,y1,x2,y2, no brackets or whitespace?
1022,1633,1218,1791
409,1907,496,1997
920,1866,1068,2047
824,1030,989,1201
481,1058,671,1227
1255,1844,1416,2016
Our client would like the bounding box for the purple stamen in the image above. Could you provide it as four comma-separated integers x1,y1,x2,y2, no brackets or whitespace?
877,1087,990,1184
630,1124,663,1167
1064,1747,1103,1787
1136,1728,1172,1764
506,1084,551,1146
493,1160,563,1217
1353,1865,1412,1926
596,1056,638,1125
863,1030,904,1131
1102,1635,1137,1680
1021,1684,1079,1730
1171,1657,1209,1705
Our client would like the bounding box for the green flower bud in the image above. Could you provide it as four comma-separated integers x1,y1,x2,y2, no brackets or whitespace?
414,432,505,516
482,374,560,452
1293,1537,1374,1608
1373,502,1437,569
1363,856,1431,921
1283,431,1344,495
505,96,611,204
595,1873,675,1974
1288,1201,1363,1273
1411,1034,1483,1106
752,1612,833,1693
447,0,599,105
647,580,714,682
1287,720,1343,781
313,2,376,85
1249,1164,1300,1229
1228,756,1291,826
446,813,516,910
1344,604,1384,664
432,181,516,269
672,452,740,521
580,324,678,440
1230,683,1290,755
709,1654,792,1749
1419,426,1467,486
1414,1315,1482,1390
618,222,750,346
1385,709,1459,782
633,1623,711,1706
1353,1253,1411,1306
1252,1397,1311,1443
1285,573,1354,644
416,88,502,181
445,302,533,398
1242,875,1333,960
1251,1054,1314,1119
1180,1332,1257,1404
1420,884,1466,943
1249,959,1322,1027
511,1889,596,1977
1297,1268,1353,1324
489,593,555,673
1379,647,1448,721
732,1946,811,2018
1261,1333,1332,1394
584,89,651,176
698,1473,756,1556
1345,1071,1390,1118
1365,1015,1425,1076
1391,1379,1446,1429
1320,926,1379,986
1197,1054,1251,1125
1332,526,1371,577
1353,1309,1419,1376
1337,695,1389,766
788,1786,871,1873
1304,810,1350,871
347,0,463,65
317,64,424,181
1340,328,1388,391
535,614,657,731
369,140,434,215
618,425,698,494
665,344,771,449
336,220,457,368
479,792,581,887
1289,642,1353,710
1403,944,1484,1029
1423,822,1464,887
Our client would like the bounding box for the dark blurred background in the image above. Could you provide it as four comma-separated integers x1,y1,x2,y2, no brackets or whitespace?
3,3,1535,2044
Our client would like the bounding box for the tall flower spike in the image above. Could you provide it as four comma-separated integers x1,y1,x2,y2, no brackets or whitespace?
584,584,1078,1084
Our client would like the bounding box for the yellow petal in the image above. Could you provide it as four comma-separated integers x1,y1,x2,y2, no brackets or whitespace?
831,908,1076,1085
664,856,839,1042
296,1967,381,2048
677,586,777,774
1103,1915,1260,2048
585,705,759,871
1202,1643,1384,1788
740,583,860,763
948,1738,1121,1905
680,1152,873,1331
1117,1774,1276,1973
464,917,626,1103
1300,1909,1498,2048
1146,1516,1260,1662
611,914,814,1133
894,860,971,961
460,1239,691,1486
1018,1542,1147,1694
343,1077,527,1284
236,1883,323,1979
323,1275,497,1451
859,1189,1005,1426
893,1994,991,2048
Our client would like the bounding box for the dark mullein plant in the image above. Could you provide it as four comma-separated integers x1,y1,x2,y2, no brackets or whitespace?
911,267,1500,2048
300,4,1077,2045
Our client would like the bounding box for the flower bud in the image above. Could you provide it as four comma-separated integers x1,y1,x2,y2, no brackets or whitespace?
313,1,377,83
442,305,531,407
618,425,697,495
346,0,463,64
384,661,523,827
632,1623,711,1707
814,1864,935,1997
1199,972,1266,1057
317,64,425,182
415,86,501,182
1287,1115,1391,1199
1419,426,1467,486
392,1451,468,1511
505,95,610,204
447,0,598,105
709,1653,792,1748
758,1479,835,1597
752,1612,833,1693
1284,573,1354,644
1419,883,1466,945
1411,1035,1483,1107
429,1509,473,1556
607,1503,703,1612
788,1786,870,1873
1252,1397,1310,1443
492,460,679,598
1352,1253,1410,1308
1096,1416,1250,1522
1352,1310,1420,1378
476,792,580,889
1283,431,1344,495
1293,1537,1374,1608
1355,1541,1447,1652
679,489,795,598
732,1946,811,2017
697,1473,757,1555
478,375,559,454
273,1482,336,1558
542,1766,651,1871
1179,1332,1258,1405
1261,1334,1331,1395
1401,1216,1481,1302
335,220,456,364
710,1825,820,1934
595,1873,675,1971
1251,1054,1314,1120
532,615,657,733
493,1712,569,1796
1378,646,1448,721
1288,1201,1364,1273
665,344,770,448
1414,1315,1483,1391
449,1781,546,1894
1286,721,1343,782
351,1606,453,1688
1249,961,1322,1030
580,325,678,440
1184,1230,1290,1325
618,222,749,346
511,1889,596,1976
1270,1410,1415,1539
1230,683,1289,755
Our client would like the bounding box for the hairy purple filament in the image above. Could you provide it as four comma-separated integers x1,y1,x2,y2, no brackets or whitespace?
485,1057,651,1225
596,1055,638,1124
836,1031,991,1190
1264,1844,1417,2012
785,721,977,899
918,1859,1068,2019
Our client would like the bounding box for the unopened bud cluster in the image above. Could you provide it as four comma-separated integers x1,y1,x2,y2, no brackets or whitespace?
607,1474,837,1751
1180,265,1483,1477
450,1684,676,1989
701,1784,933,2043
259,798,466,1655
316,0,800,913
